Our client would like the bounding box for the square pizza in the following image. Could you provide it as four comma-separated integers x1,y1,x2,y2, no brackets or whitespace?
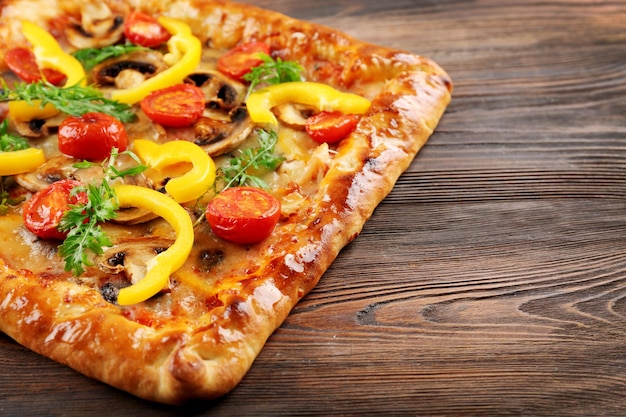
0,0,451,403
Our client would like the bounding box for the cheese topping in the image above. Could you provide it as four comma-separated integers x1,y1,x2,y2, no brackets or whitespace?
0,14,371,306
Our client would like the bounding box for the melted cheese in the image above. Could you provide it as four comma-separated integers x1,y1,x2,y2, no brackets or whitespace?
0,9,335,318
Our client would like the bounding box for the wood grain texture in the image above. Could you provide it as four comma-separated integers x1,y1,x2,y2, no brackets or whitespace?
2,0,626,415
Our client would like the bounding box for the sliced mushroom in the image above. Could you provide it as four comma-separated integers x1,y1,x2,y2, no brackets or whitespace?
96,237,174,287
16,155,84,192
16,153,153,193
13,112,67,138
193,105,254,156
180,67,255,156
184,68,245,111
271,103,317,131
66,3,125,49
112,207,159,225
92,50,167,88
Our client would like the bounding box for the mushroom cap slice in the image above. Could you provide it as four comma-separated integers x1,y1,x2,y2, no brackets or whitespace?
184,67,245,111
96,237,175,286
66,3,125,49
91,50,167,87
16,153,154,193
193,105,254,157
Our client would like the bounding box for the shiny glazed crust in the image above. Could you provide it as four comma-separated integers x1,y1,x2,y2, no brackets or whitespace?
0,0,452,404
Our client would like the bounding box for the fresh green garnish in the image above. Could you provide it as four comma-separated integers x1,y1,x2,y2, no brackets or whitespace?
0,120,29,152
0,190,9,215
0,179,22,215
58,149,147,276
0,121,29,214
218,128,284,190
192,129,283,227
72,43,149,71
243,54,304,97
0,81,136,123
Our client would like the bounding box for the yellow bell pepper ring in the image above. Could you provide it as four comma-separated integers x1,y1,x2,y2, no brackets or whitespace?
0,147,46,176
8,101,59,123
20,21,86,88
111,17,202,104
10,21,87,122
114,184,194,306
246,81,372,125
133,139,216,203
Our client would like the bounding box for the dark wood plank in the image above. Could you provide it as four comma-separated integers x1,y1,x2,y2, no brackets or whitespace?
2,0,626,415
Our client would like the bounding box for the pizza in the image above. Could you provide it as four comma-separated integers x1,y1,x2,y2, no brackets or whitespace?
0,0,452,404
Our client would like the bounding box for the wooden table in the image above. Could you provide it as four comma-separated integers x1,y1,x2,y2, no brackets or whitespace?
2,0,625,415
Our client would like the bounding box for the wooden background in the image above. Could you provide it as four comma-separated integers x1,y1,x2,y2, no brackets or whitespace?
2,0,626,415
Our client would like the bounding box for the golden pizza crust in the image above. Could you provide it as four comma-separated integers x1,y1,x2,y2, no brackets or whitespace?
0,0,451,404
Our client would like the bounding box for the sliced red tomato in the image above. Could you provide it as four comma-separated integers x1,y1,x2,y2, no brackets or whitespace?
22,179,87,240
205,187,281,245
124,11,171,47
57,112,128,161
305,111,360,144
217,42,270,82
4,47,67,85
140,83,205,127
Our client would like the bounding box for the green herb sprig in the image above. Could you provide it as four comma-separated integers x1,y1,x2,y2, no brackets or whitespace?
0,120,29,214
72,43,149,71
243,54,304,98
58,149,147,276
192,129,283,227
0,120,29,152
218,128,284,190
0,180,23,215
0,81,136,123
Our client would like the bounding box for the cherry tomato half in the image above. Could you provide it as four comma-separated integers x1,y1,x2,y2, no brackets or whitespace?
305,111,360,144
58,112,128,161
4,47,67,85
124,11,171,47
217,42,270,82
206,187,281,245
22,179,87,240
140,83,205,127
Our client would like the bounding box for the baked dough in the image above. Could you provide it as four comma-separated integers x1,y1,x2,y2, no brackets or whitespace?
0,0,451,403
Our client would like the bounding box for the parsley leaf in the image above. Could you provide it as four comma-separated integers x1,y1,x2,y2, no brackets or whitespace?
72,43,149,71
243,54,304,98
0,81,136,123
0,120,29,152
58,149,147,275
218,129,284,190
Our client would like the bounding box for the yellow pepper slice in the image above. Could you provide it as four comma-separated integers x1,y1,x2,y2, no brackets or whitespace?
133,139,216,203
21,21,86,88
0,148,46,176
8,101,59,123
114,184,194,306
246,81,371,125
9,21,87,122
111,17,202,104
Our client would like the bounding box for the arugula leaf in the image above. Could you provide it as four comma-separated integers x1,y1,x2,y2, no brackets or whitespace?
0,120,29,152
0,81,136,123
72,43,148,71
192,129,283,227
243,54,304,97
0,179,21,215
58,149,147,275
218,128,284,190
